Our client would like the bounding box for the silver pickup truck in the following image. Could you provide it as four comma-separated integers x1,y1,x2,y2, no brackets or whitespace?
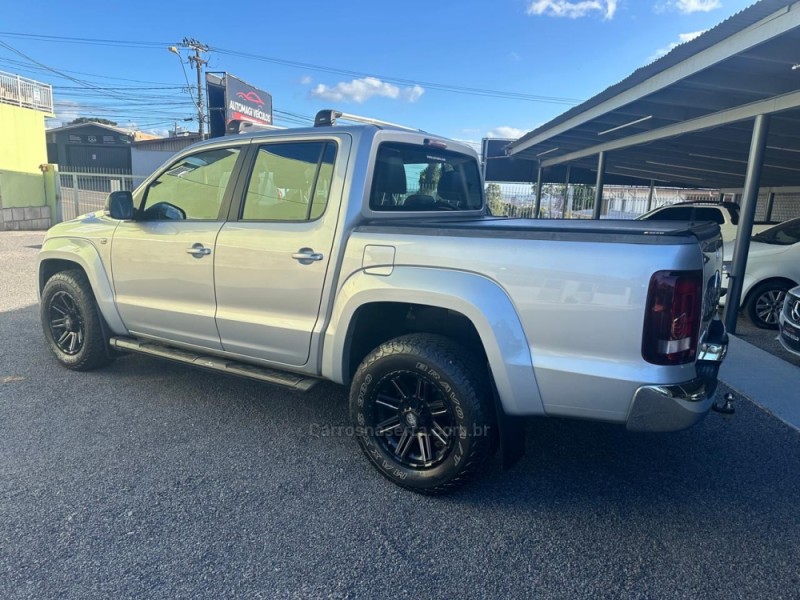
38,110,728,494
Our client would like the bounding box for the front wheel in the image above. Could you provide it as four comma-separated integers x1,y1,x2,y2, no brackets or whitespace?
746,281,790,329
350,334,495,495
40,270,114,371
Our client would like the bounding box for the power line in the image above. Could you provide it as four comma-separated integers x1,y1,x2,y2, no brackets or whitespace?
0,39,200,128
2,30,577,134
0,31,174,49
0,54,182,85
0,39,144,104
54,85,186,91
210,47,580,105
0,30,582,105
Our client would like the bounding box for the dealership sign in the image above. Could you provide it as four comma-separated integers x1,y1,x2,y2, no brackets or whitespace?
226,75,273,126
206,73,273,137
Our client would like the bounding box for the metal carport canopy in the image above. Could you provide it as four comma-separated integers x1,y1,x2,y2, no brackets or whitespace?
506,0,800,190
505,0,800,334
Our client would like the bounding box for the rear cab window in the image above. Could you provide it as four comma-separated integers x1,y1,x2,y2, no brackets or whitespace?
369,142,484,212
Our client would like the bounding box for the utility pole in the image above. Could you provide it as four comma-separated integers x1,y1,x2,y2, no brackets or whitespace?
180,38,208,139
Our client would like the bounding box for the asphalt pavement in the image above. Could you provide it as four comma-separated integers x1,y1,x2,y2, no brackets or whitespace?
734,318,800,369
1,231,799,599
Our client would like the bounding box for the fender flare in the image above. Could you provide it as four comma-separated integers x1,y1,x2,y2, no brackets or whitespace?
38,237,128,335
322,266,544,416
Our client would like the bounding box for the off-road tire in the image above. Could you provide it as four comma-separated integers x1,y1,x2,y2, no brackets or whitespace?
746,281,790,329
40,270,114,371
350,333,495,495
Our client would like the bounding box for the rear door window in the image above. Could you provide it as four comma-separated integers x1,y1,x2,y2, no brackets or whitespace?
241,141,336,221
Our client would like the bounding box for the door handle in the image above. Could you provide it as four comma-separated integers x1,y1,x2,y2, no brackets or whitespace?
186,243,212,258
292,248,324,264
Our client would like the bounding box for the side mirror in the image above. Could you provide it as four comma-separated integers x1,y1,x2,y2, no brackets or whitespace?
105,191,135,220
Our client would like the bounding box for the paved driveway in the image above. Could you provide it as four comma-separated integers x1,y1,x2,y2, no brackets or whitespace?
1,231,799,599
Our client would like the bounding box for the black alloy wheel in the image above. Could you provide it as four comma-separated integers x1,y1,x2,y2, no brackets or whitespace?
351,333,495,494
370,370,456,469
48,290,84,355
40,270,114,371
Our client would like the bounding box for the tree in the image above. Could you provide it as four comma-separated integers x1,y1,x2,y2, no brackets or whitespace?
486,183,505,215
418,164,441,194
66,117,118,126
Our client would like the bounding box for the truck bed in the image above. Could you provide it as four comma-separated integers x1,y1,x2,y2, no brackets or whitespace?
357,216,721,245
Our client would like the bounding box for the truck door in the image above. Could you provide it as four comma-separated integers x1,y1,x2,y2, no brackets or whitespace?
111,145,245,350
213,136,348,366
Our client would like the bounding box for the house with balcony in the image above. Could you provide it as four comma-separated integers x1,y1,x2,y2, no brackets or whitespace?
0,70,56,230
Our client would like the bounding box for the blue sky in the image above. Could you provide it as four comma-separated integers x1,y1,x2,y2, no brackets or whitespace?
0,0,754,144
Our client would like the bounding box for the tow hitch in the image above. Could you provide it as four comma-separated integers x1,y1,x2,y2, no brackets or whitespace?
712,392,736,417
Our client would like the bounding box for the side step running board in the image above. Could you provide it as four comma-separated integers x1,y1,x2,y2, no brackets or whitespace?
109,337,319,392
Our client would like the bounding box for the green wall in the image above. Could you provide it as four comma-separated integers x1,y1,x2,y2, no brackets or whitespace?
0,102,49,209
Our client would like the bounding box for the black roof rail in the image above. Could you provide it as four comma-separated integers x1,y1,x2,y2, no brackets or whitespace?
226,119,286,135
314,109,419,131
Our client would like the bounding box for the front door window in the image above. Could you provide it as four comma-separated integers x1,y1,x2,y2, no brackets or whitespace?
141,147,241,221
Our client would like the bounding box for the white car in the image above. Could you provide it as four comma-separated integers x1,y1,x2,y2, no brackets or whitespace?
638,201,775,242
721,217,800,328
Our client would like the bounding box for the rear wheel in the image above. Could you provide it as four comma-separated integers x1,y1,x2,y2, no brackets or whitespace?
40,270,114,371
350,334,495,495
746,281,790,329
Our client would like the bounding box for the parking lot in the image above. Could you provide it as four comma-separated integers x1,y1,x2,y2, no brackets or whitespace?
1,231,799,599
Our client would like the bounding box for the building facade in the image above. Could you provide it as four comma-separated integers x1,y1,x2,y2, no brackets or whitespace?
0,71,56,230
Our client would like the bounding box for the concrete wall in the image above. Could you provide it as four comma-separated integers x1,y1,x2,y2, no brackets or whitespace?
0,205,51,230
0,103,54,229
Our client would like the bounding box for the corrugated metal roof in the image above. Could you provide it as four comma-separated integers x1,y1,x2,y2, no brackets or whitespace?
45,121,134,136
132,135,201,152
509,0,796,150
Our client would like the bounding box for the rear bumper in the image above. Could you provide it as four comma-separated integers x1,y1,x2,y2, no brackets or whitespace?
627,319,728,432
626,378,715,432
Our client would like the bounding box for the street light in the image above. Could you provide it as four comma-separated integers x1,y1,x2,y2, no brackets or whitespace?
168,42,207,138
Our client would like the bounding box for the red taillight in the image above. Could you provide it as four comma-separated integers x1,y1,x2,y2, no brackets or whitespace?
642,270,703,365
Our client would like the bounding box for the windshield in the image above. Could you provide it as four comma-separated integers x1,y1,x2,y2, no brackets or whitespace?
369,142,484,212
752,218,800,245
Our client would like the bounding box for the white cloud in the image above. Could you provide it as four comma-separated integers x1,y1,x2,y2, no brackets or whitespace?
509,51,521,61
453,138,483,153
661,0,722,14
527,0,617,19
47,100,83,128
651,30,706,60
486,126,528,139
143,127,170,138
308,77,424,104
402,85,425,102
299,75,313,85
